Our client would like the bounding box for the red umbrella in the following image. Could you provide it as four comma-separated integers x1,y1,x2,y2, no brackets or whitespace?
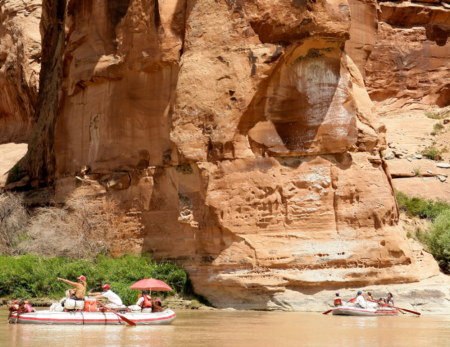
129,278,173,292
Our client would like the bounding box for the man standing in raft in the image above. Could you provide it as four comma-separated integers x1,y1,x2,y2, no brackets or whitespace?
57,275,86,300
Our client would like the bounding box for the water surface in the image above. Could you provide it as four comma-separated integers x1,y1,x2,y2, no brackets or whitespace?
1,308,449,347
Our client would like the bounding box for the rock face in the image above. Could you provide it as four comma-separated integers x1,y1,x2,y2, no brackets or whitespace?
17,0,441,309
345,1,450,114
0,0,41,144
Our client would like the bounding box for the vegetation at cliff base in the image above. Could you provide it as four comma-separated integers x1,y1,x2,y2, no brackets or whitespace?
420,145,448,161
0,254,188,305
0,191,142,259
396,190,450,221
425,111,448,120
396,190,450,270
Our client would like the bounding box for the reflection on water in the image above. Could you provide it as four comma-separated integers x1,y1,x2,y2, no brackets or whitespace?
1,308,450,347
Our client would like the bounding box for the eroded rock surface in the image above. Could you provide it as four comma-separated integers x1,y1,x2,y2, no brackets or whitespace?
363,2,450,114
0,0,41,144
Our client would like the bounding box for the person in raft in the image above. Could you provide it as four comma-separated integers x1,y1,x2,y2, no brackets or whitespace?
153,298,164,312
386,293,395,306
136,290,153,311
355,291,367,309
89,284,123,308
334,292,343,307
367,292,374,301
13,300,35,324
7,300,19,323
57,275,86,300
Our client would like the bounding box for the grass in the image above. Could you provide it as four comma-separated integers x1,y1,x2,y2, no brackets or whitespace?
413,166,422,177
0,254,188,305
425,111,448,120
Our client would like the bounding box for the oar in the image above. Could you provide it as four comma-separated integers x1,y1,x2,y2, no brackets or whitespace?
323,309,334,315
96,301,136,326
393,306,421,316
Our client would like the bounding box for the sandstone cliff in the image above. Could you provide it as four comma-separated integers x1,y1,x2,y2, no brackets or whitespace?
0,0,41,144
346,1,450,115
19,0,439,309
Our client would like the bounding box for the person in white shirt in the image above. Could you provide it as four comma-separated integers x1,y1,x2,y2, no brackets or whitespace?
89,284,123,307
355,291,367,309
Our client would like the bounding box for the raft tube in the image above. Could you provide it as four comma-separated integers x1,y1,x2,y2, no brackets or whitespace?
332,306,398,316
10,309,176,325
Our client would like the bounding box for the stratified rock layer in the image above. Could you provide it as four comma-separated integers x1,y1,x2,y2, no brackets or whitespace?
21,0,437,309
0,0,41,144
357,2,450,114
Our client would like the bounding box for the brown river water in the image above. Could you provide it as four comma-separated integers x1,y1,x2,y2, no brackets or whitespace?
1,308,450,347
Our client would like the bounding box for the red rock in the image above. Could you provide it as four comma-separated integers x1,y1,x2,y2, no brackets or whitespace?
365,2,450,114
0,0,41,144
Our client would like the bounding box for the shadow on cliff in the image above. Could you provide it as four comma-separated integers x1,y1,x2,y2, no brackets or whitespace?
237,50,341,155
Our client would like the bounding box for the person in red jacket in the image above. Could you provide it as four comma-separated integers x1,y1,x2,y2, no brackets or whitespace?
136,290,153,311
334,292,343,307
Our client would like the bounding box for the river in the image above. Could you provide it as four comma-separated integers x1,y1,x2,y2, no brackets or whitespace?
1,308,450,347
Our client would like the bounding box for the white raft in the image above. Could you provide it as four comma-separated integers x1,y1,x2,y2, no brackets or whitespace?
332,306,398,317
10,309,176,325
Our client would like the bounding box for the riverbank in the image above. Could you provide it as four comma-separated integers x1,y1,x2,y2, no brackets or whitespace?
0,294,215,311
0,254,190,305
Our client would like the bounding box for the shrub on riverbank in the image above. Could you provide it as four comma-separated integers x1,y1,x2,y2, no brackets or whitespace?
0,192,143,259
396,190,450,270
395,190,450,221
0,254,188,305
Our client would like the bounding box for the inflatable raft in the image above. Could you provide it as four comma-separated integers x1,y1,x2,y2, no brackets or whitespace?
10,309,176,325
332,306,398,316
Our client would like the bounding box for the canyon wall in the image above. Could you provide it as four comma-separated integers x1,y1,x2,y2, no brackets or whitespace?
0,0,41,144
0,0,444,308
346,1,450,115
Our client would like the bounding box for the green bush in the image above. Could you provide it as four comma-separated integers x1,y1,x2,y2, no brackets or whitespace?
421,145,443,160
418,210,450,266
433,123,445,135
425,111,448,120
395,190,450,221
0,254,188,305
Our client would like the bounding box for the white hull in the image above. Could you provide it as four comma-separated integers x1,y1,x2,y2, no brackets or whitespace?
10,309,176,325
332,306,398,317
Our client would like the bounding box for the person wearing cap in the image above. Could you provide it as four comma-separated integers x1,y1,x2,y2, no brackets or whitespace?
334,292,343,307
355,291,367,309
89,284,123,307
57,275,86,300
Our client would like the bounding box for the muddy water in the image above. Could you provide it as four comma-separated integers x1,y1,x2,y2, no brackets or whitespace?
1,308,450,347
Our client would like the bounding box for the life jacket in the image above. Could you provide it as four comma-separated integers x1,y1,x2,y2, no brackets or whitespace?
140,295,153,308
349,298,356,303
334,298,342,306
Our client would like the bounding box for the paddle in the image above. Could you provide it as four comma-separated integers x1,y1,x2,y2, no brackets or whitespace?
96,301,136,326
323,309,333,315
392,306,421,316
